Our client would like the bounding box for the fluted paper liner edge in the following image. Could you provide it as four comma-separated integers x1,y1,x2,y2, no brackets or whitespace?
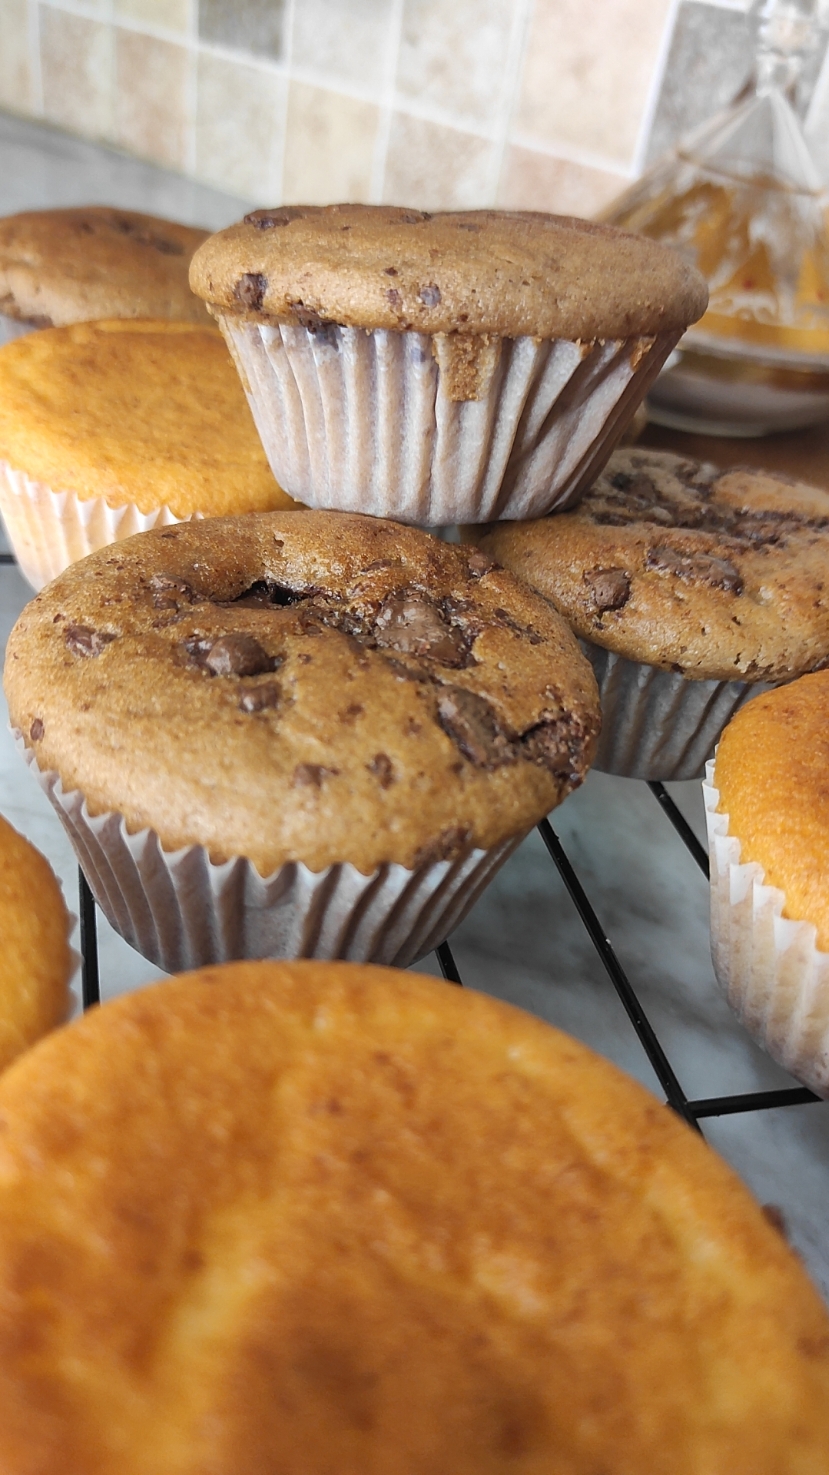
704,758,829,1097
18,739,523,974
0,461,192,591
217,317,680,525
582,641,768,780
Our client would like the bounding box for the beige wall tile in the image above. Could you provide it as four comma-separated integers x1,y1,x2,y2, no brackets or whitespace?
292,0,392,93
283,82,378,204
498,144,625,219
0,0,33,114
113,28,188,170
383,113,494,210
40,7,112,139
195,53,283,201
114,0,189,34
397,0,513,127
516,0,673,168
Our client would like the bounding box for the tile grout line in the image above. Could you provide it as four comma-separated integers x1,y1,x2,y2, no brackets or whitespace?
183,0,199,177
369,0,406,204
630,0,682,178
487,0,537,204
27,0,44,117
272,0,296,205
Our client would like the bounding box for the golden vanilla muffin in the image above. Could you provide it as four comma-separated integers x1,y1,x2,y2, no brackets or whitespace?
0,206,210,337
0,812,73,1071
5,512,599,973
473,446,829,779
0,960,827,1474
0,319,298,590
189,205,707,524
705,672,829,1094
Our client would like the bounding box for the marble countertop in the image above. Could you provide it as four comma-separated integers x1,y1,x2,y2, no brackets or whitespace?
1,111,827,1300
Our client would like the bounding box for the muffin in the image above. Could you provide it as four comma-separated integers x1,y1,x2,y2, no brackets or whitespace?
5,511,599,973
472,447,829,780
0,205,209,346
0,958,828,1474
704,671,829,1095
0,811,74,1071
189,205,707,525
0,319,298,590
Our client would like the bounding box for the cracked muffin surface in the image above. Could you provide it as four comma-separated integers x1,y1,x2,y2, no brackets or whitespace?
473,448,829,682
5,511,599,874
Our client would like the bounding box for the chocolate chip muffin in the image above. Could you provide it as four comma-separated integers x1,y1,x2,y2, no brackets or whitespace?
2,958,829,1475
0,206,209,346
6,511,599,972
473,447,829,779
0,811,74,1071
190,205,707,524
0,319,298,590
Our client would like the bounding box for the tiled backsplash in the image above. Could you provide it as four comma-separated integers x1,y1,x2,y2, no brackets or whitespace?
0,0,828,215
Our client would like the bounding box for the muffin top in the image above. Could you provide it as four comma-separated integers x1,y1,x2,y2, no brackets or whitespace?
0,206,209,327
189,205,708,340
0,320,296,516
0,958,827,1475
474,447,829,682
0,812,72,1072
715,671,829,950
5,511,599,874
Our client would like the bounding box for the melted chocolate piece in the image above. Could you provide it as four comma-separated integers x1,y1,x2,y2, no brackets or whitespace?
436,687,513,768
287,303,338,340
367,752,395,787
243,208,299,229
204,634,275,677
584,567,630,613
374,590,470,667
149,573,196,610
645,546,743,594
230,579,307,610
292,763,338,788
238,682,280,713
412,825,473,866
467,548,496,580
29,718,44,742
64,625,117,658
234,272,268,310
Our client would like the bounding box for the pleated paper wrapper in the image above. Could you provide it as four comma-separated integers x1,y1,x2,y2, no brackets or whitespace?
581,640,767,780
0,461,191,591
216,316,679,525
704,760,829,1097
20,744,522,975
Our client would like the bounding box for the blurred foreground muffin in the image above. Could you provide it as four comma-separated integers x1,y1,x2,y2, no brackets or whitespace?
473,447,829,779
0,959,827,1473
5,511,599,972
705,671,829,1095
0,205,209,345
0,319,297,589
0,811,74,1070
190,205,706,524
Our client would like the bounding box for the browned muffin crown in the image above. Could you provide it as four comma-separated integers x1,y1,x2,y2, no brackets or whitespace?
5,511,600,874
189,205,708,340
0,206,210,326
474,448,829,682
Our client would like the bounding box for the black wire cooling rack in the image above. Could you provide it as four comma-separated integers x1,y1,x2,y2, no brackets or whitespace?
2,547,821,1138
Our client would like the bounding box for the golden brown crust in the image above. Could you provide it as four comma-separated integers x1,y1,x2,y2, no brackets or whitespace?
190,205,708,339
715,671,829,949
5,511,599,874
0,320,297,516
0,959,827,1475
0,812,72,1070
475,448,829,682
0,206,210,326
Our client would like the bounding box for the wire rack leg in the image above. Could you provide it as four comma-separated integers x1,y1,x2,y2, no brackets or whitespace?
78,869,101,1010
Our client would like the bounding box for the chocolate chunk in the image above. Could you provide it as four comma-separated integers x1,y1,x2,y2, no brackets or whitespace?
179,635,213,668
646,546,743,594
149,573,196,609
436,687,513,768
374,590,469,666
231,579,305,609
519,719,577,779
205,634,274,677
367,752,395,787
234,273,267,309
292,763,338,788
29,718,44,742
413,825,472,866
584,567,631,612
288,302,337,337
466,548,496,579
383,266,398,276
238,682,280,713
64,625,117,658
243,208,297,229
386,288,402,309
418,283,441,307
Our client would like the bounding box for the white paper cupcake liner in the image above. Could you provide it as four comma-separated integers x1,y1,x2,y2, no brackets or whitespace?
703,760,829,1097
19,742,523,975
581,641,768,781
0,312,36,347
0,461,192,592
216,315,679,525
